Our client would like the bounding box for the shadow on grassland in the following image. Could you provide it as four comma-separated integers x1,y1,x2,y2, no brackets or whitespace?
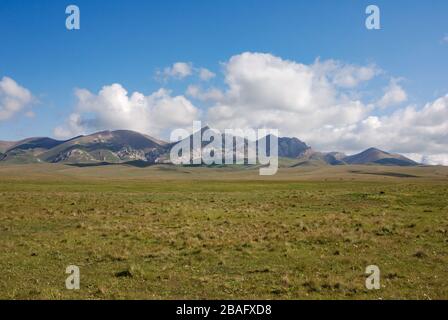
66,160,155,168
349,170,419,178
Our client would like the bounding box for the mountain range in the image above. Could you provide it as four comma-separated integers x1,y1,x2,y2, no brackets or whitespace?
0,129,419,167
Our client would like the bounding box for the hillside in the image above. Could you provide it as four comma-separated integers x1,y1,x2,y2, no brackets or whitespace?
0,130,421,167
343,147,417,166
39,130,169,164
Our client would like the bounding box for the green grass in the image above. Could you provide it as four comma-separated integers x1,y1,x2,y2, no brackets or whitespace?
0,164,447,299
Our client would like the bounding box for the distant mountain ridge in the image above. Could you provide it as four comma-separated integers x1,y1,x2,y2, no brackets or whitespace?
342,147,418,166
0,129,419,166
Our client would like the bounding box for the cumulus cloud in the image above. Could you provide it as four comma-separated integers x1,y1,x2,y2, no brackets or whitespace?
404,153,448,166
186,85,224,101
157,63,216,82
158,62,193,80
199,68,216,81
201,52,447,164
54,52,448,165
377,78,407,108
312,59,381,88
206,52,371,138
0,76,34,121
270,94,448,163
422,154,448,166
54,84,199,139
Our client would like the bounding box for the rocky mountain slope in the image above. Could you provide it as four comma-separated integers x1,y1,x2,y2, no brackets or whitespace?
0,129,419,166
342,147,417,166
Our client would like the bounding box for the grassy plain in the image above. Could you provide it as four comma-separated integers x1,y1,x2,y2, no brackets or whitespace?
0,164,447,299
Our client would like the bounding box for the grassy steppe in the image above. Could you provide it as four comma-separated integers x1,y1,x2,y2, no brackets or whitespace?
0,164,447,299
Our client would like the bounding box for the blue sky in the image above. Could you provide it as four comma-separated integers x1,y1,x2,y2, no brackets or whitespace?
0,0,447,162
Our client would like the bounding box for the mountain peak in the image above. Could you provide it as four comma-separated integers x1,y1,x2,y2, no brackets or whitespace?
343,147,417,166
364,147,382,152
0,130,421,167
362,147,389,154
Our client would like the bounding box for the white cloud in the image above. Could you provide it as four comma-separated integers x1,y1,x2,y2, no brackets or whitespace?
206,52,371,140
404,153,448,166
442,35,448,44
199,68,216,81
54,84,199,139
305,94,448,157
0,76,34,121
54,52,448,165
377,78,407,108
312,59,381,88
186,85,224,101
157,63,216,82
54,113,85,139
156,62,216,81
422,154,448,166
202,52,447,164
158,62,193,80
